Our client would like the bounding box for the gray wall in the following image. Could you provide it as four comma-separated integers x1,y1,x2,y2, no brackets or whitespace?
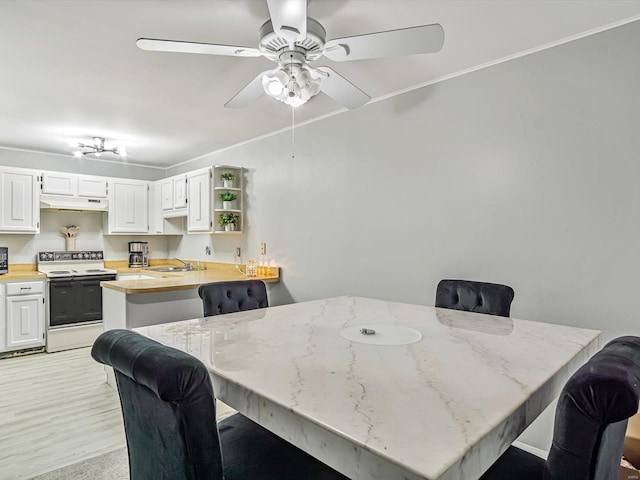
0,148,163,180
167,21,640,449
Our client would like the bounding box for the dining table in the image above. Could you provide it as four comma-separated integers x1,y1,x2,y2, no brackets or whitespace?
133,295,601,480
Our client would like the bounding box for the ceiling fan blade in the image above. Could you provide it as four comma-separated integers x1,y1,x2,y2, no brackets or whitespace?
324,23,444,62
136,38,262,57
225,69,277,108
315,67,370,110
266,0,307,44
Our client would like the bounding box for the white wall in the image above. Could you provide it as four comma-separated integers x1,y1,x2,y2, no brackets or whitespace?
0,211,169,263
166,22,640,449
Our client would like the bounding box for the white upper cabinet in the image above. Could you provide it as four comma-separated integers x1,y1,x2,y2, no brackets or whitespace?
161,178,173,210
42,172,76,196
107,179,148,234
150,181,183,235
160,174,187,217
42,172,108,198
173,175,187,209
0,168,40,233
78,175,108,198
187,168,212,233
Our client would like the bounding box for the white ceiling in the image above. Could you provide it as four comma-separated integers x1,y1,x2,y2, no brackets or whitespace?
1,0,639,169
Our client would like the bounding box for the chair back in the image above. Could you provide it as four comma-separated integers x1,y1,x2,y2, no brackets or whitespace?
435,279,514,317
544,336,640,480
198,280,268,317
91,329,224,480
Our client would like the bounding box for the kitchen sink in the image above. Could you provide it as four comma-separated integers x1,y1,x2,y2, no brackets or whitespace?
144,266,192,273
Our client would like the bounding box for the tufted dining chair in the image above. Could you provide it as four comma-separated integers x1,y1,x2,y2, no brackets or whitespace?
92,329,348,480
480,336,640,480
198,280,268,317
435,279,514,317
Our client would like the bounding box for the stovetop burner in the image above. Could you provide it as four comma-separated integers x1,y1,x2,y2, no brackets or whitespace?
37,251,117,278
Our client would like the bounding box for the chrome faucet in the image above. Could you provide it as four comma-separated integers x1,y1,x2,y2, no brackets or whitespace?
174,258,194,271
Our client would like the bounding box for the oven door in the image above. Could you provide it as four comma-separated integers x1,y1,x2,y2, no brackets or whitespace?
48,274,117,328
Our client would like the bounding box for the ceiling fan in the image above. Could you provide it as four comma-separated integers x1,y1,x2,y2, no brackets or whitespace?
137,0,444,110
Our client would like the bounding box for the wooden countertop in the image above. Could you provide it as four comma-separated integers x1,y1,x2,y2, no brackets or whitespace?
102,260,279,294
0,264,46,281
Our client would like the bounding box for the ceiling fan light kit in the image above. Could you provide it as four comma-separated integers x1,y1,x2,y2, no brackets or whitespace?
73,137,126,158
136,0,444,110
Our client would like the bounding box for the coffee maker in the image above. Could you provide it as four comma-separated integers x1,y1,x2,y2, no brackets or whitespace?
128,242,148,268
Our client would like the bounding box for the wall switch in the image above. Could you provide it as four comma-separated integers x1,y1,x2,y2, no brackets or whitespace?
235,247,241,258
260,242,266,255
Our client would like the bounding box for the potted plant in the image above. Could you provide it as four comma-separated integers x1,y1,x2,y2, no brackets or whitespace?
219,191,237,210
220,171,236,188
219,213,239,232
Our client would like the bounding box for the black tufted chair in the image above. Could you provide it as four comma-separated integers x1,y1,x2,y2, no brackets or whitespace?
435,279,514,317
198,280,268,317
92,329,347,480
480,336,640,480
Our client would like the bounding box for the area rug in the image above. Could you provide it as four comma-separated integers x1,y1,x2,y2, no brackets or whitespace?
28,448,129,480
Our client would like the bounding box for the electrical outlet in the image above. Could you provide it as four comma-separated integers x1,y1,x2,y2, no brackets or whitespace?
260,242,266,255
205,246,211,255
235,247,241,258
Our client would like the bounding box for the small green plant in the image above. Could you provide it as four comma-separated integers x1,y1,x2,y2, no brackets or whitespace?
219,213,239,227
220,171,236,181
219,191,237,202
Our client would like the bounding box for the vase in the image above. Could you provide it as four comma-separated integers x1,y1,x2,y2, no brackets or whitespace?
224,224,236,232
222,201,233,210
65,237,76,251
223,179,233,188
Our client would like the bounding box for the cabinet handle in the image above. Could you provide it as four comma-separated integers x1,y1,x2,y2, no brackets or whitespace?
20,287,32,290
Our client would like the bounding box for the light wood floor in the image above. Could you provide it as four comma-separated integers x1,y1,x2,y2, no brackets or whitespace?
0,348,125,480
0,347,238,480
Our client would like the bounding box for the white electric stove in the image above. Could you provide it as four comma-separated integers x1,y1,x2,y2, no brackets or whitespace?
37,251,117,352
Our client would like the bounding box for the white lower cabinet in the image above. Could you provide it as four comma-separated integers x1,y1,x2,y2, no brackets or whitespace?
1,280,45,352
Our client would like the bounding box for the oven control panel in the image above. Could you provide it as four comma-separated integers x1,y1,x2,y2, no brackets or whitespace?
38,251,104,262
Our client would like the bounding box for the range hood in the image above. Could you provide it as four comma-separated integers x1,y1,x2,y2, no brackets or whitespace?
40,194,109,212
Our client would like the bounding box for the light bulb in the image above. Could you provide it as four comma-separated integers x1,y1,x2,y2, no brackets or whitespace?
73,151,82,158
94,151,101,157
118,146,127,157
267,79,283,96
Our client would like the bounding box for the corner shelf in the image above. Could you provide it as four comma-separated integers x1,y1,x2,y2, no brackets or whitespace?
213,165,244,235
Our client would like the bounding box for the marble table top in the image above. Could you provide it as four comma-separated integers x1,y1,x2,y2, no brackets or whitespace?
134,296,600,480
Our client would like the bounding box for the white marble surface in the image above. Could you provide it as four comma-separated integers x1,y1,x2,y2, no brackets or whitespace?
134,296,600,480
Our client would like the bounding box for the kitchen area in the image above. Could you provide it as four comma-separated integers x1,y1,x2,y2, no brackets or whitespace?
0,165,279,359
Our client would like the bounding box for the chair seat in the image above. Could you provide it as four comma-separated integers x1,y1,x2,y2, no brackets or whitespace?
219,413,348,480
479,446,544,480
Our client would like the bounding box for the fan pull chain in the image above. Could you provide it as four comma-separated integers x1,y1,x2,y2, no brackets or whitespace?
291,104,296,158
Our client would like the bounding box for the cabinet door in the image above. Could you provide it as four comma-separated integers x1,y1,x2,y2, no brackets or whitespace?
0,170,39,233
42,172,76,196
150,181,164,234
78,175,108,198
187,168,212,233
109,180,148,233
173,175,187,209
6,294,44,349
161,179,173,211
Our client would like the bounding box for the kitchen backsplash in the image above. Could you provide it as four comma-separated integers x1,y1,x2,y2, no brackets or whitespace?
0,210,169,263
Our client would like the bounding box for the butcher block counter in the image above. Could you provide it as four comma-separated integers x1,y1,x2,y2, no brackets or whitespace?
101,260,281,336
102,260,279,294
